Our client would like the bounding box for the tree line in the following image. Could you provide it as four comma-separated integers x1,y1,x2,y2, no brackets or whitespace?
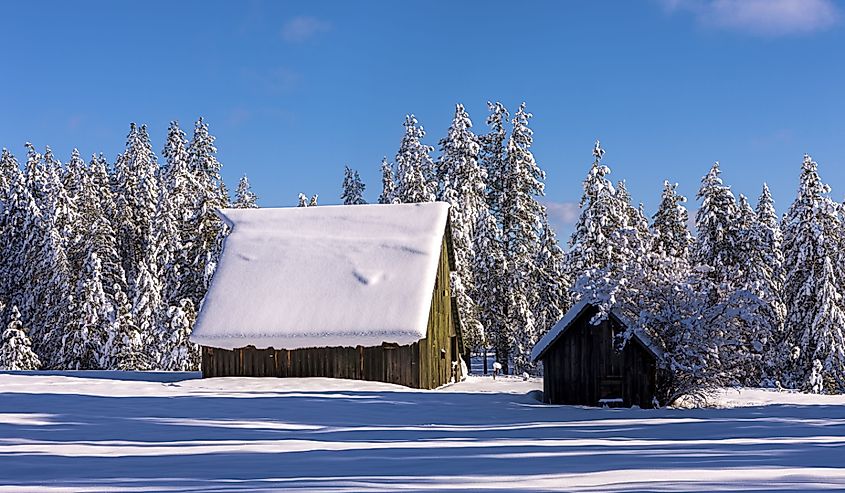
1,103,843,400
0,119,258,371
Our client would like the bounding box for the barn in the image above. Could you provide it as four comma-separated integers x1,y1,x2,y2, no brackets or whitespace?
190,202,464,389
531,300,663,408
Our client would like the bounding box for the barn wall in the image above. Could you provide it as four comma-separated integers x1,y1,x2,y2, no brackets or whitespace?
200,229,461,390
540,307,656,408
417,230,461,389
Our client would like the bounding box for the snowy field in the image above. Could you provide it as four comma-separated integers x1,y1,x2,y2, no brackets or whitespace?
1,372,844,491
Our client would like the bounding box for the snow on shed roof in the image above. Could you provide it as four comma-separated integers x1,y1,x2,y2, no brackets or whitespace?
531,299,665,362
190,202,451,350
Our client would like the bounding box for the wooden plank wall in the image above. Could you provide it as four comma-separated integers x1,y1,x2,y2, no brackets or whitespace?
200,228,462,390
541,306,656,408
417,233,460,389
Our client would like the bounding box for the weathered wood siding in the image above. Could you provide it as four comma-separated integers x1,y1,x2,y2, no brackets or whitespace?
200,227,462,389
541,306,656,408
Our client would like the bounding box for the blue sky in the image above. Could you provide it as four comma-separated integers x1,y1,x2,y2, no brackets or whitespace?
1,0,844,238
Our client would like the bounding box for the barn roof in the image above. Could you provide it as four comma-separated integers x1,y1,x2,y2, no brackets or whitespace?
190,202,451,350
530,299,665,362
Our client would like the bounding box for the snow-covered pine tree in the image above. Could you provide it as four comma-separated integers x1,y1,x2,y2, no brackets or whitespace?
106,287,149,371
728,194,770,385
754,184,787,382
0,149,19,204
567,141,630,284
479,101,509,217
233,175,259,208
693,162,769,385
395,115,436,203
161,299,199,371
113,123,160,281
185,118,229,308
616,180,650,241
341,166,367,205
131,253,164,369
0,305,41,370
651,180,692,260
501,103,545,373
60,250,111,370
88,154,128,313
16,146,75,368
782,154,845,392
694,161,740,283
532,207,568,336
436,103,488,353
476,102,510,372
378,157,397,204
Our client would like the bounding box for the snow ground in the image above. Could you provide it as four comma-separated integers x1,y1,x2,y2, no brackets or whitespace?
1,372,844,492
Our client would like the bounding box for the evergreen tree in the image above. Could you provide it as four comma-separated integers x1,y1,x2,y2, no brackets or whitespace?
233,175,259,208
782,154,845,391
60,250,111,370
651,180,692,260
501,103,545,373
436,103,487,352
567,141,629,282
341,166,367,205
694,161,740,282
475,101,510,373
479,101,509,216
378,157,397,204
532,208,568,336
395,115,435,203
161,299,199,371
113,123,160,287
185,118,228,307
0,305,41,370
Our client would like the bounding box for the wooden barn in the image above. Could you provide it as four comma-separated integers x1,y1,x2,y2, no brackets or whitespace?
190,202,464,389
531,300,663,408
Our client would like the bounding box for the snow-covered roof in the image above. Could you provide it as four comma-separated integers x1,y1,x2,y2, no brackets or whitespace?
191,202,451,350
531,299,664,362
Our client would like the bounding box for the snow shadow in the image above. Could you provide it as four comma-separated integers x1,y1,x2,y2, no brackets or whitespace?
0,378,844,491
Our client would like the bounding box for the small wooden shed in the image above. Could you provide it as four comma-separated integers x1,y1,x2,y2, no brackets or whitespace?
190,202,463,389
531,300,663,408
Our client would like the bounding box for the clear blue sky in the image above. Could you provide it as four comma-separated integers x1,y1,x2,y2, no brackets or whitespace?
1,1,844,238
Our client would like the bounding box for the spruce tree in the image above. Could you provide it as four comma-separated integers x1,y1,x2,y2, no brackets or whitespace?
233,175,259,208
436,103,488,352
161,299,199,371
782,154,845,391
0,305,41,370
694,161,740,282
185,118,228,307
532,208,568,336
651,180,692,260
60,250,111,370
341,166,367,205
501,103,545,373
755,183,788,381
567,141,629,281
395,115,435,203
378,157,397,204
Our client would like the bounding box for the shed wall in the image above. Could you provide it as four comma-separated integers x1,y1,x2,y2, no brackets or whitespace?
541,307,656,408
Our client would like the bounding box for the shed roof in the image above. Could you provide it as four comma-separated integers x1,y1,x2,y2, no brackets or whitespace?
531,299,665,362
190,202,451,350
